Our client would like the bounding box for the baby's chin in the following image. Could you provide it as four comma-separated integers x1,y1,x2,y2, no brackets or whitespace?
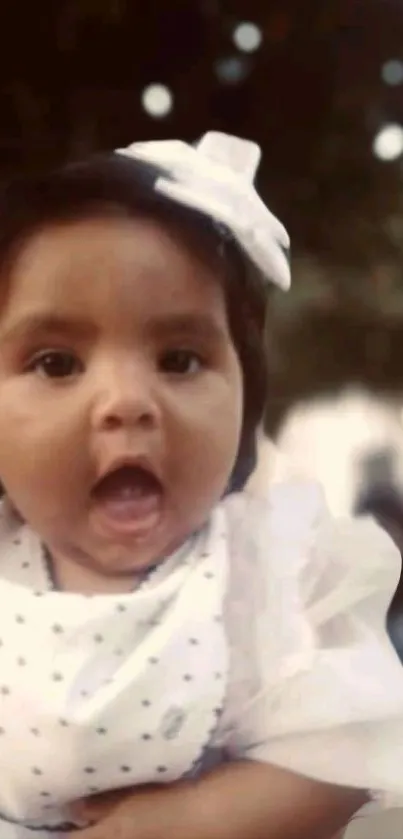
79,525,190,582
45,502,209,593
48,544,164,596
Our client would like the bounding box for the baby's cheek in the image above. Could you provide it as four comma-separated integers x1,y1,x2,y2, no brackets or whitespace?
173,415,240,503
180,370,242,426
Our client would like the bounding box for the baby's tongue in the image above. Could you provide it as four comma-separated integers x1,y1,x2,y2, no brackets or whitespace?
93,466,162,521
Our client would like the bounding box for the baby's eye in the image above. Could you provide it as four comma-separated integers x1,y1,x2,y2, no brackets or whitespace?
159,349,203,376
27,350,83,379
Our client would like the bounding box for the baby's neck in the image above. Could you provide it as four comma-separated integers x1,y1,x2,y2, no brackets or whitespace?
46,550,139,595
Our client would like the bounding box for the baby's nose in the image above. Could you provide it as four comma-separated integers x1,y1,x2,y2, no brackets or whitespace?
91,367,159,432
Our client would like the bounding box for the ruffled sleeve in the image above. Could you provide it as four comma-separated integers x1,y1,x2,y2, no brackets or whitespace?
220,481,403,801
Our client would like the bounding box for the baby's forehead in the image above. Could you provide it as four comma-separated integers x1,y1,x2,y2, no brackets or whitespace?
0,215,231,341
11,208,226,280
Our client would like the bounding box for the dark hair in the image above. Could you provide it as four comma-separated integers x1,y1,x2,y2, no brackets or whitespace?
0,153,269,491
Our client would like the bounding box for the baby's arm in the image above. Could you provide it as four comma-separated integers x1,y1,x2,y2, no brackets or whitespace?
74,760,365,839
175,761,365,839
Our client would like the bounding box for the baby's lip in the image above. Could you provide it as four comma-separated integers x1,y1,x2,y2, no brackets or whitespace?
89,456,165,535
92,455,161,487
91,456,163,499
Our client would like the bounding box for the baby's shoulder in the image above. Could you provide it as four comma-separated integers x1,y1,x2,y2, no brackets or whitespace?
224,479,327,558
222,479,400,612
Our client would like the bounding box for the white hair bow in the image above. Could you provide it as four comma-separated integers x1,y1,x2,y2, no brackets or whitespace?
116,131,290,291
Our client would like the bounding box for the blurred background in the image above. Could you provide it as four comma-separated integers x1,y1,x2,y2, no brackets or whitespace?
2,2,403,832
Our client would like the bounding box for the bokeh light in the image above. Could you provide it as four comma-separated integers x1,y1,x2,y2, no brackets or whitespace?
214,56,250,84
381,59,403,86
232,21,262,53
373,123,403,161
141,84,173,118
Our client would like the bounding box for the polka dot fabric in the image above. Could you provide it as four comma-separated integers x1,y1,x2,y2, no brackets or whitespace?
0,505,228,834
1,483,403,836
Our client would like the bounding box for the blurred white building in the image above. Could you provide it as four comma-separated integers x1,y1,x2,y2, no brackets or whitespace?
250,387,403,519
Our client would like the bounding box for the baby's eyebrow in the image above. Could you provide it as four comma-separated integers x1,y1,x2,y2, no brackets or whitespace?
0,313,93,344
0,312,228,346
147,313,227,343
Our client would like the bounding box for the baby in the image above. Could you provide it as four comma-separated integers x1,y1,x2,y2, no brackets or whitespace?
0,132,402,839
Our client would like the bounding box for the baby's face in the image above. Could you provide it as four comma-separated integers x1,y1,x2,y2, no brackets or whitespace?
0,216,243,582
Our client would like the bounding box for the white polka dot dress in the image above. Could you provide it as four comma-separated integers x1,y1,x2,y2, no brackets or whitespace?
0,505,228,836
1,483,403,835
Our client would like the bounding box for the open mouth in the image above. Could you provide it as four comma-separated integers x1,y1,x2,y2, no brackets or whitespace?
91,464,164,533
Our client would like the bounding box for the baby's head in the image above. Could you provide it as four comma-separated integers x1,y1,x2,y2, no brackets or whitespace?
0,142,273,583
